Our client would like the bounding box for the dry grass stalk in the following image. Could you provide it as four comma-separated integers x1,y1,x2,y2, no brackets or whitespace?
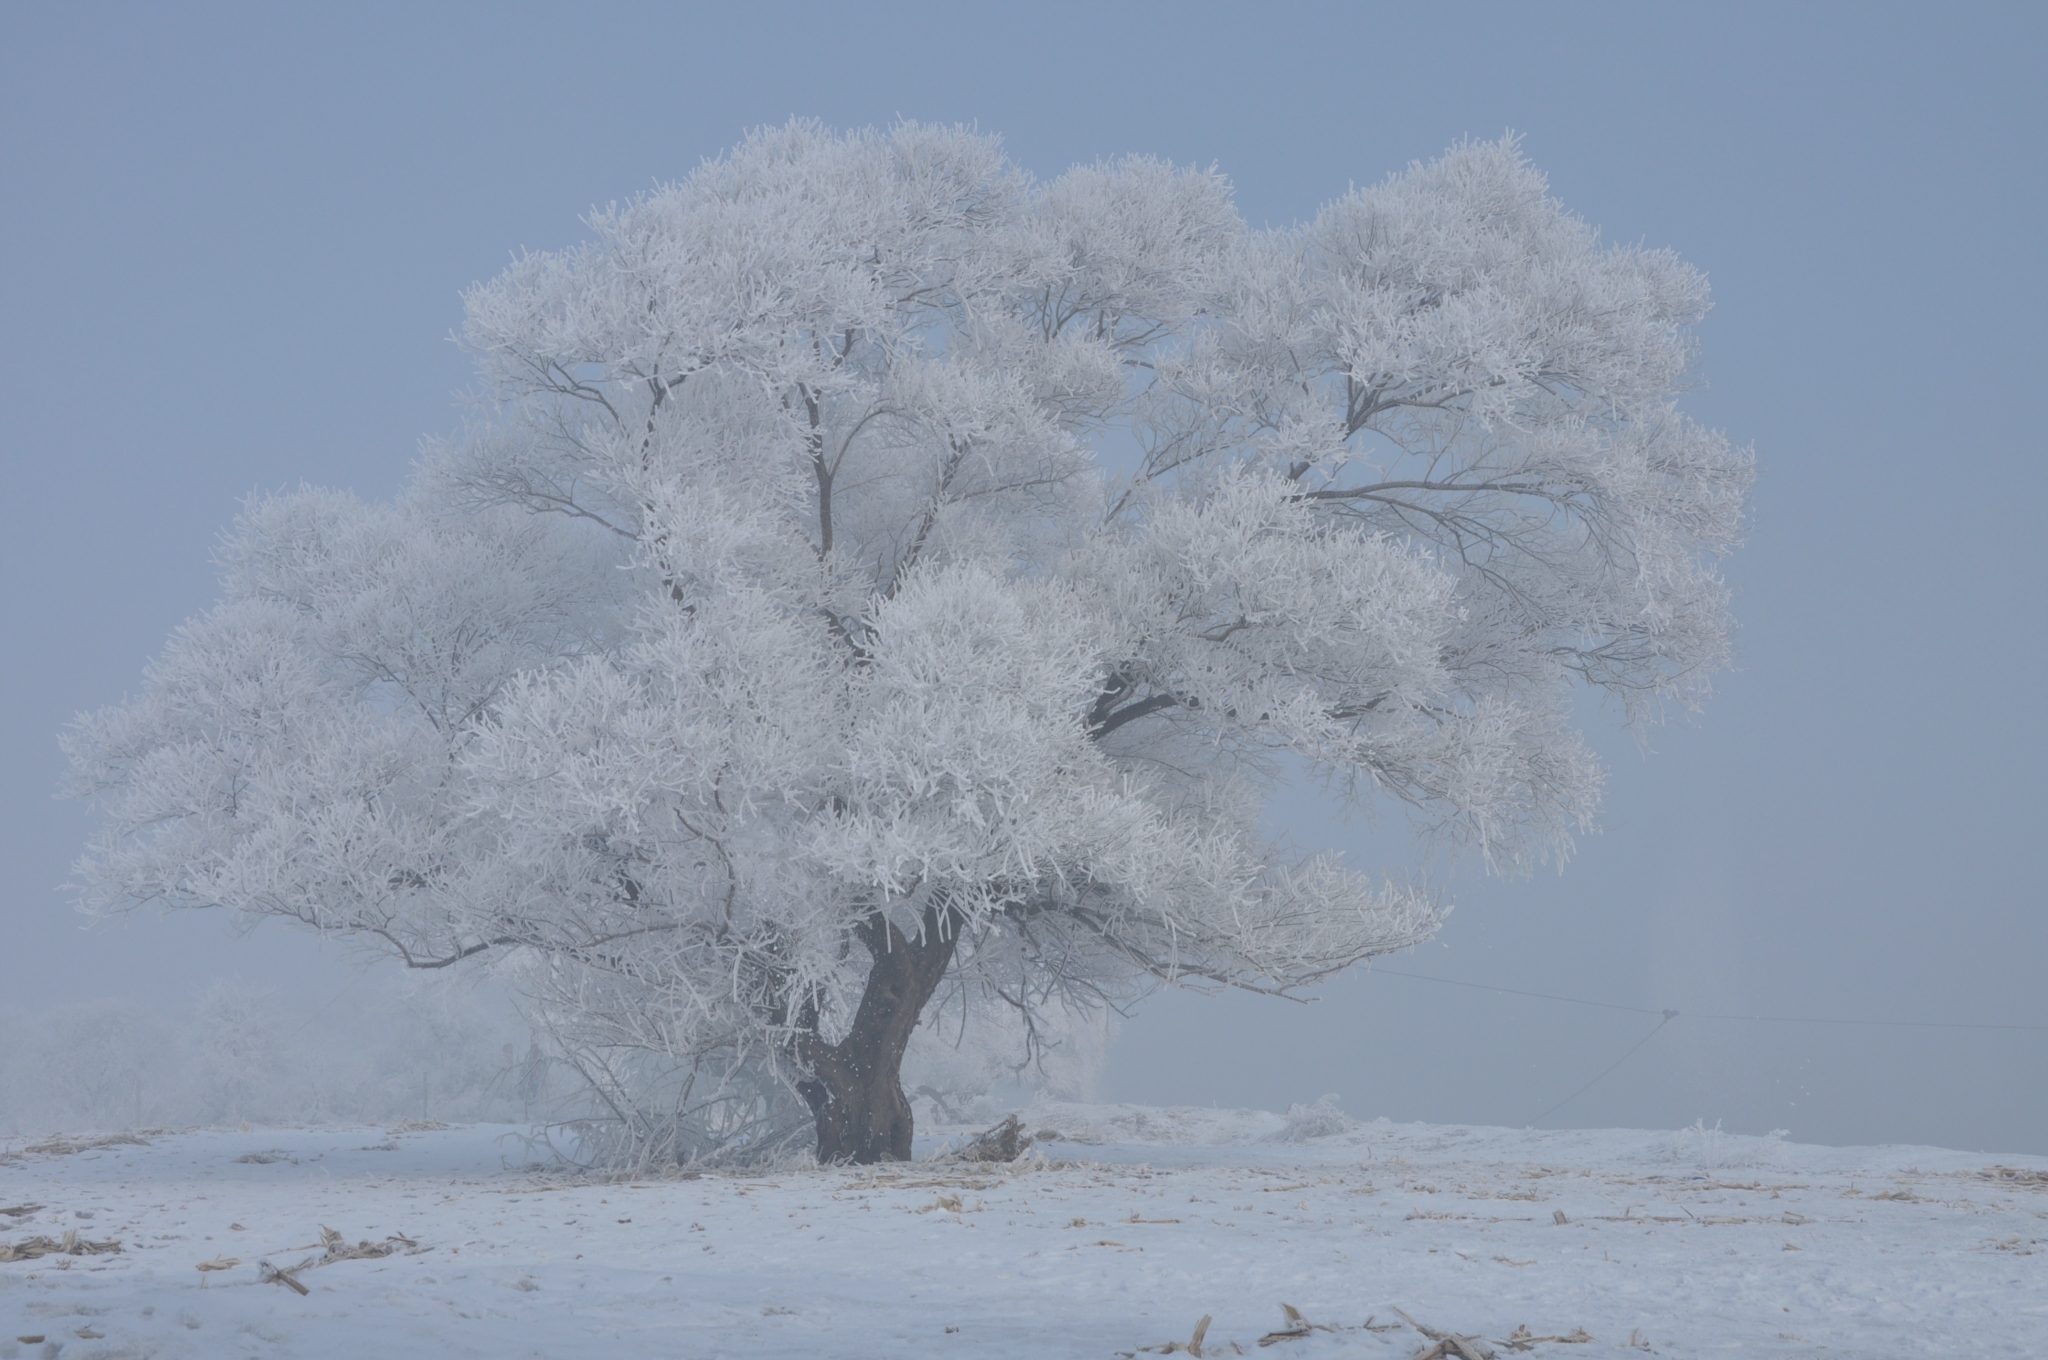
318,1225,419,1261
1394,1308,1496,1360
5,1133,148,1162
948,1113,1034,1163
195,1255,241,1288
1978,1166,2048,1190
1142,1313,1217,1356
1258,1303,1339,1347
0,1229,122,1262
1410,1342,1486,1360
36,1133,148,1154
872,1172,1000,1191
1502,1324,1593,1350
259,1257,313,1294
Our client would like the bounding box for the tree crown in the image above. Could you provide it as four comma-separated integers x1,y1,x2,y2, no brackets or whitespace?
67,123,1750,1161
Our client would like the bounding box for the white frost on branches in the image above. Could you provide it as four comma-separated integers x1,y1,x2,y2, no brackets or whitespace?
66,124,1749,1162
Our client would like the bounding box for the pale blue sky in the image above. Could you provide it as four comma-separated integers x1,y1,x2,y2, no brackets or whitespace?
4,2,2043,1151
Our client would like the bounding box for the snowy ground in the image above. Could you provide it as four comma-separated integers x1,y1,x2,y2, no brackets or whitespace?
1,1105,2041,1359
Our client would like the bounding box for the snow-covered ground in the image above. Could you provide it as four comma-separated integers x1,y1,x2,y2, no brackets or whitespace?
2,1105,2040,1358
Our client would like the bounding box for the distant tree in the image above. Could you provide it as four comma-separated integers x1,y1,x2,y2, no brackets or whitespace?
66,124,1750,1163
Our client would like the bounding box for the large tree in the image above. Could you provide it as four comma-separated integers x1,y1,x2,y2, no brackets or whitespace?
67,124,1750,1164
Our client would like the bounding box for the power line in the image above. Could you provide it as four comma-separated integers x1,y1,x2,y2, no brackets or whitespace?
1372,968,1666,1016
1371,967,2048,1032
1528,1010,1678,1127
1686,1009,2048,1032
285,970,367,1037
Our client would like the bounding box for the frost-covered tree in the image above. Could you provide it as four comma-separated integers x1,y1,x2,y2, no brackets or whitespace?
66,124,1750,1163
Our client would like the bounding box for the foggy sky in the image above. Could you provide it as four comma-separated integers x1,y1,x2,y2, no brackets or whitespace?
3,2,2042,1152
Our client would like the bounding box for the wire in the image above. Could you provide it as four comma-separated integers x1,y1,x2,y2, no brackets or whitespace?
1686,1009,2048,1032
285,970,367,1037
1370,967,2048,1032
1371,968,1666,1016
1528,1010,1678,1127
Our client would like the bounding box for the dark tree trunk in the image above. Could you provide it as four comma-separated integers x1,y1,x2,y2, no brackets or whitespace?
796,904,960,1164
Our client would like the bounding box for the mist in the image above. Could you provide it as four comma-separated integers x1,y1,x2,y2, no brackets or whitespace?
0,974,538,1138
4,3,2043,1156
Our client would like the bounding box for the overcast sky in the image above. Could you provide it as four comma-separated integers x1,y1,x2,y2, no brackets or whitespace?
4,2,2042,1153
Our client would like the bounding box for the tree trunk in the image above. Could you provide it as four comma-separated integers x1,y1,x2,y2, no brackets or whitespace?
796,904,959,1164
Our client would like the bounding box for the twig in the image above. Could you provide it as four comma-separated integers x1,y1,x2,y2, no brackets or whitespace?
258,1257,313,1295
1394,1309,1496,1360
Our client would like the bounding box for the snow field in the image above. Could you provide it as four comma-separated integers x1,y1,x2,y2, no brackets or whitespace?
1,1106,2041,1358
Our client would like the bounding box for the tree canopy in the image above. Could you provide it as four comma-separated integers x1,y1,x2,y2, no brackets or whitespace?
67,123,1751,1163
